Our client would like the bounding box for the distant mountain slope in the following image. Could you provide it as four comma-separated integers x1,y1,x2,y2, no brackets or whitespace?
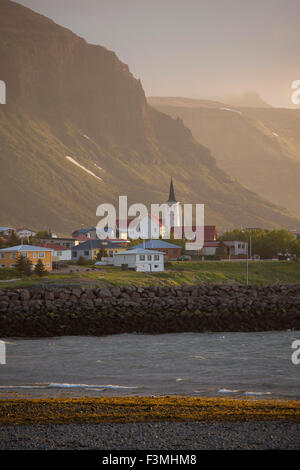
148,97,300,221
0,1,299,234
215,92,272,108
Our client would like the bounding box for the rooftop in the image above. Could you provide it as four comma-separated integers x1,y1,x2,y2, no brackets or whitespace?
133,240,181,249
0,245,53,252
114,248,165,255
40,243,69,251
72,239,125,250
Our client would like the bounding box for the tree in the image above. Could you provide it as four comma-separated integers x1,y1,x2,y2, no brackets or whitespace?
289,238,300,258
127,238,143,248
77,255,86,265
95,245,106,261
7,231,21,247
15,254,33,276
34,259,47,276
35,230,51,238
216,241,227,259
15,254,26,274
0,237,7,249
220,228,294,259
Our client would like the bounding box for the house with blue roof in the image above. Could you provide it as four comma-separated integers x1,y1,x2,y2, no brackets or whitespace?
131,239,181,260
71,239,126,261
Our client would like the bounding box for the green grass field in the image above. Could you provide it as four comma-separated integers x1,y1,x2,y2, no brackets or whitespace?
0,260,300,289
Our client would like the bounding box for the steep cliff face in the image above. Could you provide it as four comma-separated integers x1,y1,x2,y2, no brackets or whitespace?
0,0,299,233
0,0,150,146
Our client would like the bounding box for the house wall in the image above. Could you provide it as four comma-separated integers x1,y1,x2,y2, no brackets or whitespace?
72,246,126,261
113,253,137,268
202,246,217,256
147,247,181,260
52,250,72,261
92,247,126,259
113,253,164,271
71,249,92,261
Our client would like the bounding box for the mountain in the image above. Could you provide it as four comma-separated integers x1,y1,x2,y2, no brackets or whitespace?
214,92,272,108
0,0,299,235
148,97,300,221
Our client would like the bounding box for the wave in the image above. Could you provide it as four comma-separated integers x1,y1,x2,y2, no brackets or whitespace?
217,388,272,396
0,383,139,390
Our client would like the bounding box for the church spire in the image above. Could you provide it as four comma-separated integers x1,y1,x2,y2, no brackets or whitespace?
167,177,177,204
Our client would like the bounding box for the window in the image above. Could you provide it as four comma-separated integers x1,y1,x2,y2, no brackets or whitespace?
38,252,45,258
139,255,145,260
147,255,152,260
47,263,50,267
32,252,36,258
10,253,16,259
154,255,159,260
72,251,77,257
84,251,89,256
0,254,5,259
10,264,15,268
154,265,159,268
1,264,5,268
57,251,62,256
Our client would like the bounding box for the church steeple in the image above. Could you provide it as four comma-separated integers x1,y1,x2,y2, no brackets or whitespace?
167,177,177,204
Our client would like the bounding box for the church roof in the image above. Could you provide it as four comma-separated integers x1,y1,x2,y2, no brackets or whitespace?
167,177,177,203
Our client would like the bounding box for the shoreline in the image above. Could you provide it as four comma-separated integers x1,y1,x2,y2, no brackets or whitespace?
1,396,300,426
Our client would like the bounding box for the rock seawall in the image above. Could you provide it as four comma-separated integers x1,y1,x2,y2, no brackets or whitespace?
0,284,299,337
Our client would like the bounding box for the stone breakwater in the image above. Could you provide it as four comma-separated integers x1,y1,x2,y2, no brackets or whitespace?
0,284,299,337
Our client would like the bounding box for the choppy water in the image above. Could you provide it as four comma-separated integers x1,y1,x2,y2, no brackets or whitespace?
0,331,299,399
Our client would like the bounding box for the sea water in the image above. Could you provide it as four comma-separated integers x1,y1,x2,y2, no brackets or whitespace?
0,331,299,399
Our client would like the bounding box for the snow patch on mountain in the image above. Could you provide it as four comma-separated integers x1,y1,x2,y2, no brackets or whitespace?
65,156,103,181
220,107,242,115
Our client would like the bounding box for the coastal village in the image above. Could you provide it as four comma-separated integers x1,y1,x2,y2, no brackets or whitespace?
0,180,299,275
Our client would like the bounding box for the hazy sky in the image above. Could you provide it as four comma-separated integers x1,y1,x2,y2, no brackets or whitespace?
16,0,300,107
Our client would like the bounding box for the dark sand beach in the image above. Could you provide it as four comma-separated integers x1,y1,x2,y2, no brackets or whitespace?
0,421,299,450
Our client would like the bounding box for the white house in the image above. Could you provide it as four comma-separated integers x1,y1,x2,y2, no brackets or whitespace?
223,241,248,258
40,243,72,261
0,227,14,237
201,240,248,258
113,248,165,272
16,228,36,239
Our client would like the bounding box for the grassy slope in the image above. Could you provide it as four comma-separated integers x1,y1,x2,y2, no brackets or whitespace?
1,261,300,288
148,97,300,220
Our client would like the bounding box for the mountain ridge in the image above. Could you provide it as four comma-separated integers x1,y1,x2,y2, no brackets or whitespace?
148,96,300,221
0,0,299,234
